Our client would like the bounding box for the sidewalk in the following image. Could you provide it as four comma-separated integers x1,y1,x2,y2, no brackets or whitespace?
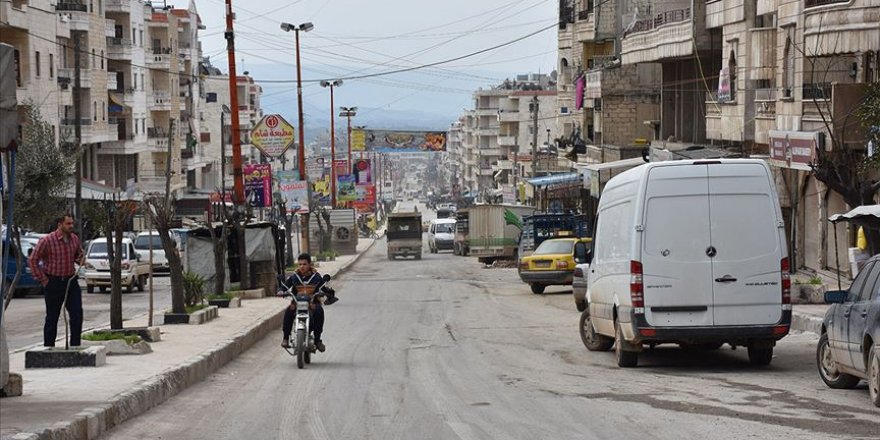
0,237,379,440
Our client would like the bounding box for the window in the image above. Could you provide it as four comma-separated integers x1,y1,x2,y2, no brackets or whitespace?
92,49,95,68
93,101,97,121
102,101,105,121
101,50,104,69
140,74,144,90
13,49,21,87
49,53,54,78
847,262,876,302
783,31,795,98
35,51,40,77
139,30,144,47
206,92,217,103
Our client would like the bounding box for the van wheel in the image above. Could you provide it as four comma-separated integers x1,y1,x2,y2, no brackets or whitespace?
126,279,135,293
136,275,145,292
817,333,860,388
99,286,107,293
614,321,638,368
87,285,94,294
580,309,613,351
530,284,545,295
868,345,880,407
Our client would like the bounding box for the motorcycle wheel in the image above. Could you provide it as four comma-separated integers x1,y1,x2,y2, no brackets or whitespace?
296,329,306,369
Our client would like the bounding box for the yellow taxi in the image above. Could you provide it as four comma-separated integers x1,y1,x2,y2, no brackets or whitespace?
518,237,591,294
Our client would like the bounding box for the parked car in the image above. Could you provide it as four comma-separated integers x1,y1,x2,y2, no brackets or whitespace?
134,231,170,272
817,254,880,407
583,159,791,367
572,262,589,312
518,237,591,295
83,237,151,293
2,236,41,297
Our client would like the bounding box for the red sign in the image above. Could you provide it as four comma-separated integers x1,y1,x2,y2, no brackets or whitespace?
351,184,376,213
769,130,818,171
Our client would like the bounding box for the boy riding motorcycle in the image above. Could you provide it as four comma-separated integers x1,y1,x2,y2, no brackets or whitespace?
279,253,338,351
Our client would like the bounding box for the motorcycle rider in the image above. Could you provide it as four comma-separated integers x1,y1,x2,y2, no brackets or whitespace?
280,253,337,351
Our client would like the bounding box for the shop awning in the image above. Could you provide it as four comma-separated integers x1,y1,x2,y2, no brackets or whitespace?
829,205,880,225
527,172,580,187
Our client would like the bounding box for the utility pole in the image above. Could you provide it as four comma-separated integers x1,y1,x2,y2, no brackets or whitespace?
530,95,538,179
73,33,83,237
224,0,245,205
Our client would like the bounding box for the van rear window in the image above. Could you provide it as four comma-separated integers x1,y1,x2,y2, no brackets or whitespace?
709,194,778,259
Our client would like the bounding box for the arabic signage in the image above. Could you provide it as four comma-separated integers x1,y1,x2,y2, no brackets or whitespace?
352,129,446,152
250,114,295,159
244,163,272,207
769,130,818,171
311,175,331,206
351,129,366,152
275,170,309,214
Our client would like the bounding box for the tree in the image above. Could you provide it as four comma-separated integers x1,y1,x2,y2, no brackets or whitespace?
142,194,185,315
208,200,229,297
4,102,77,309
103,198,138,329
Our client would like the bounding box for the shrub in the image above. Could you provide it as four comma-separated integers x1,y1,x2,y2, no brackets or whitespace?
183,271,206,308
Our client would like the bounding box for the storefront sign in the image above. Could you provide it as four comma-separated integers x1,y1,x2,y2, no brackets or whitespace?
769,130,818,171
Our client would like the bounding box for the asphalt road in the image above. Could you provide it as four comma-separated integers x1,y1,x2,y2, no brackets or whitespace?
3,275,173,351
98,229,880,440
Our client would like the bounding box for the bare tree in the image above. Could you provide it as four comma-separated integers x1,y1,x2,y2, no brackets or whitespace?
103,198,138,329
208,200,229,297
142,193,185,314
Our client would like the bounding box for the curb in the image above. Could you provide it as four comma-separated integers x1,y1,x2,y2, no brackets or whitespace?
12,238,378,440
790,311,823,336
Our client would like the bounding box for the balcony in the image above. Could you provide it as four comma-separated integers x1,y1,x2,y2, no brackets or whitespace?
755,88,777,116
149,92,171,111
575,13,595,42
1,0,29,30
57,68,91,88
107,37,133,60
497,110,519,122
479,147,502,157
477,126,499,137
55,2,89,31
147,49,172,68
475,107,498,117
497,135,517,146
804,2,880,56
621,6,701,64
805,0,848,7
179,43,192,59
105,0,132,13
60,118,93,143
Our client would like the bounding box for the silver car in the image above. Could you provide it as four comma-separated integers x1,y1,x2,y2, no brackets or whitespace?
572,263,589,312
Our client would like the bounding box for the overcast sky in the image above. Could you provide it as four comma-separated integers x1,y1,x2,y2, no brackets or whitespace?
191,0,558,122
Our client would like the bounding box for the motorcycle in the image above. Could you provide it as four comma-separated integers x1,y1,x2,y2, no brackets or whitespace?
278,273,336,369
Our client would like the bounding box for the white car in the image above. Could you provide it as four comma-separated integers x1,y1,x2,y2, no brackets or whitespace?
84,238,151,293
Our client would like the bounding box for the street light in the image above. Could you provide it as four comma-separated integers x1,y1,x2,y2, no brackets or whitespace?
339,106,357,166
279,21,313,180
280,20,313,252
321,79,342,207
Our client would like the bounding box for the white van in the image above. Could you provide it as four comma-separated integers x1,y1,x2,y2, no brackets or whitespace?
583,159,791,367
428,218,456,253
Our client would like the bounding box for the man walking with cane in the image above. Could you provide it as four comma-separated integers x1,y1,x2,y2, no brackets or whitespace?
29,214,85,347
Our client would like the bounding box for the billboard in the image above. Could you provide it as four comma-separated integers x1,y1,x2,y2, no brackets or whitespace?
352,158,372,184
311,175,331,206
351,184,376,213
351,129,366,152
250,114,295,159
244,163,272,207
337,174,357,202
353,129,446,152
275,170,309,214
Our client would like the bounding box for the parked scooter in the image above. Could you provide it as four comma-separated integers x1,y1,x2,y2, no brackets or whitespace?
277,274,337,369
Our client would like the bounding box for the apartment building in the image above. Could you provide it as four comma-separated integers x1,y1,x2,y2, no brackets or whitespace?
446,118,463,192
576,0,878,274
1,0,217,199
496,88,558,182
557,0,662,163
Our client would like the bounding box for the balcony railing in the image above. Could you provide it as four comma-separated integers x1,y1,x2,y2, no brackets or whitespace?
55,2,87,12
107,37,132,48
803,83,832,101
755,88,777,101
626,7,691,35
805,0,848,7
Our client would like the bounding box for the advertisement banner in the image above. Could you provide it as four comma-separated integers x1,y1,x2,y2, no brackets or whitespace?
337,174,357,202
306,157,326,180
351,158,372,184
351,129,366,151
333,159,349,177
250,114,295,159
353,129,446,152
351,184,376,212
311,175,331,206
244,163,272,207
718,67,732,103
275,170,309,214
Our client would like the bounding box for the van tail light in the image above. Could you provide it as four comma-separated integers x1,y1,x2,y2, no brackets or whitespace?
556,260,569,270
574,267,584,278
781,257,791,311
630,260,644,313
